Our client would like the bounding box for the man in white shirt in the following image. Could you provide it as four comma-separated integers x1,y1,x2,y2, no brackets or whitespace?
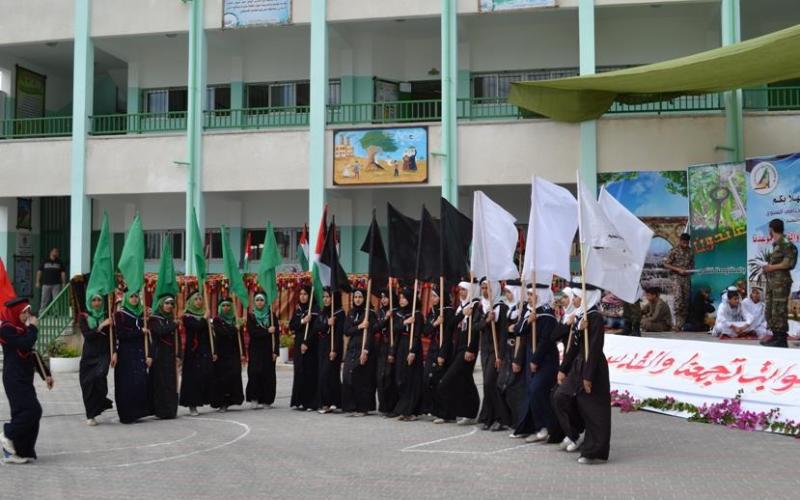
741,287,769,339
711,291,751,338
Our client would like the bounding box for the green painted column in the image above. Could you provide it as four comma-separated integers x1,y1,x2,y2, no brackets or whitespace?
722,0,743,162
231,81,245,109
309,0,328,252
69,0,93,275
441,0,458,206
185,0,207,275
579,0,597,194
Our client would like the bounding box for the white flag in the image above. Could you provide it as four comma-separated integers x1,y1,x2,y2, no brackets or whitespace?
522,176,578,285
471,191,519,282
579,174,653,303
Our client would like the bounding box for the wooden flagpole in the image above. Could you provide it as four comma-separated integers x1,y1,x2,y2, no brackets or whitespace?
330,292,335,354
388,279,395,348
232,293,245,363
361,279,372,352
143,289,150,359
303,287,315,343
576,171,590,361
108,293,115,360
204,285,216,356
408,278,420,352
438,276,445,349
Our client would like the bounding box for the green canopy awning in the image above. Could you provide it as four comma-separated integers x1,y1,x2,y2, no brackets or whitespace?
508,23,800,123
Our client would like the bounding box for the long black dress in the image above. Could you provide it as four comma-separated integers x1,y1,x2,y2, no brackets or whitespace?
514,305,560,436
180,314,214,409
478,300,512,427
114,310,153,424
498,303,527,432
0,323,44,459
342,307,377,413
289,304,319,410
421,305,454,416
317,307,345,409
78,314,113,419
246,311,280,405
374,306,398,414
554,308,610,460
148,313,180,419
437,298,481,420
209,318,244,409
392,307,424,417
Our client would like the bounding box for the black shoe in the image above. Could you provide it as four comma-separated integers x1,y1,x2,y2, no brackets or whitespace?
490,422,508,432
481,423,492,431
761,333,788,348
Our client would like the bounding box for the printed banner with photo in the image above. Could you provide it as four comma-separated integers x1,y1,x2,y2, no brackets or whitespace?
479,0,556,12
688,163,747,299
746,153,800,311
606,335,800,422
223,0,291,29
598,171,689,306
333,127,428,186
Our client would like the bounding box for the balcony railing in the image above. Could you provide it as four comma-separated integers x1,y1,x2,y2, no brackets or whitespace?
0,116,72,139
3,88,799,140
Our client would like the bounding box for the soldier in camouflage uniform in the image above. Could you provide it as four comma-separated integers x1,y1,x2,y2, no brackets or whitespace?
761,219,797,348
663,233,694,331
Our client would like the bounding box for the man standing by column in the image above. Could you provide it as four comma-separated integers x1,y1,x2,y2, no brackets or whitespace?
761,219,797,348
663,233,694,331
36,248,66,311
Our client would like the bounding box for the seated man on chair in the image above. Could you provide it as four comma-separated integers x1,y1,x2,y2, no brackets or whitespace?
641,287,673,332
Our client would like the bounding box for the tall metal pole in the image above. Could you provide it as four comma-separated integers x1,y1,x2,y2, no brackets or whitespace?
578,0,597,195
440,0,459,207
309,0,328,253
721,0,743,163
185,0,206,275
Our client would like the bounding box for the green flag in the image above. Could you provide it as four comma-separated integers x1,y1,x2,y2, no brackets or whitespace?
154,237,179,301
191,207,207,289
257,222,282,305
85,212,116,310
221,225,249,309
118,214,144,293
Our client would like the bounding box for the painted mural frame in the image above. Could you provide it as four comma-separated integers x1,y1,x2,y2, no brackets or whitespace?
478,0,557,13
333,126,429,186
16,197,32,230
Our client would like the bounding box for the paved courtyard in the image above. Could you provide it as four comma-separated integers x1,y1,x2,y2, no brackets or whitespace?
1,364,798,500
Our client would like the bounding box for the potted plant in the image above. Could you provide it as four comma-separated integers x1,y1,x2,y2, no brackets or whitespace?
279,333,294,364
47,339,81,373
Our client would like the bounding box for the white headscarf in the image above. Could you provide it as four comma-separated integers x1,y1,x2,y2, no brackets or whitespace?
503,285,521,308
458,281,474,304
535,286,554,309
562,287,576,315
573,288,602,316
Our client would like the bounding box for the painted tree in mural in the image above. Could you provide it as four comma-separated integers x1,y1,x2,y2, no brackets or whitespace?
360,130,398,171
598,171,688,196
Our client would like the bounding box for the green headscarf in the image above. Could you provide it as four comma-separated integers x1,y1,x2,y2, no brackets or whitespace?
217,299,235,325
253,293,271,328
184,292,206,317
122,291,144,317
155,295,175,321
86,294,106,330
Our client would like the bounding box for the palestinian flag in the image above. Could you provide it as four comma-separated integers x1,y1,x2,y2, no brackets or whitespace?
298,224,309,272
311,205,329,305
242,231,253,272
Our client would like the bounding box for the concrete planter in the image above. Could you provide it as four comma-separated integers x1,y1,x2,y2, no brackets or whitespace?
49,357,80,373
279,347,289,364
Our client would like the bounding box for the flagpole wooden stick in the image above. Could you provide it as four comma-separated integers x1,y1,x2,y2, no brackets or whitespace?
409,278,419,351
361,279,372,352
488,280,500,370
232,293,245,363
439,276,445,349
467,272,474,347
330,292,335,354
108,293,115,360
576,171,590,362
529,176,537,354
204,285,216,356
388,279,395,348
143,288,150,359
303,287,315,343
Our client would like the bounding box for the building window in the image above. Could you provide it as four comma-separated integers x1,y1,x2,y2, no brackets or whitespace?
206,85,231,111
472,66,632,100
143,87,189,113
205,229,223,259
243,227,302,263
246,79,341,109
144,230,184,260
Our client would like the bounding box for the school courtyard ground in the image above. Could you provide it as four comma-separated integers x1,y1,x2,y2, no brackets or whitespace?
1,358,798,500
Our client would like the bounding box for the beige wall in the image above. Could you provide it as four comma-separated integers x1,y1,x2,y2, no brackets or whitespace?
0,0,74,45
743,113,800,160
0,139,71,197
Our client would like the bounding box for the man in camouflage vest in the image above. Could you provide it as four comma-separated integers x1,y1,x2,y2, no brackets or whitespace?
663,233,694,331
760,218,797,348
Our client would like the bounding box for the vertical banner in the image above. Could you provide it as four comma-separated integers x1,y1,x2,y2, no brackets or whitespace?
598,171,688,306
746,153,800,300
688,162,747,297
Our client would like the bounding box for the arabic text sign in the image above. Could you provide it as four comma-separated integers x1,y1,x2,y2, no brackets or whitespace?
479,0,556,12
606,334,800,421
223,0,291,28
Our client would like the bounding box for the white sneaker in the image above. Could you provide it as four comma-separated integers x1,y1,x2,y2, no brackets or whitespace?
0,433,15,456
526,428,549,443
86,418,98,426
578,456,607,465
509,433,527,439
254,403,265,410
566,433,585,452
433,418,446,424
456,417,477,426
559,437,572,451
218,406,228,413
189,407,199,417
330,405,337,411
2,449,27,465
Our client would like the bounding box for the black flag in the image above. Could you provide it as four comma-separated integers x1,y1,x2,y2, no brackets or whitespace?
440,197,472,285
319,217,352,293
415,205,440,282
360,210,390,293
387,203,419,282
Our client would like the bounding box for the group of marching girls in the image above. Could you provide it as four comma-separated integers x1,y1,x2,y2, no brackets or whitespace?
287,175,620,466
